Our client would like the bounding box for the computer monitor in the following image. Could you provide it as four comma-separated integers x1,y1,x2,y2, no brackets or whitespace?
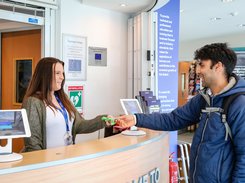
120,99,146,136
0,109,31,162
120,99,143,115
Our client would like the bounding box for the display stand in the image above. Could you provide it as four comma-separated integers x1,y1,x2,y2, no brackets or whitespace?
0,139,23,163
121,126,146,136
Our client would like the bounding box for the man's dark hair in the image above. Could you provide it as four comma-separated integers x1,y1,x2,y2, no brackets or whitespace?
194,43,237,78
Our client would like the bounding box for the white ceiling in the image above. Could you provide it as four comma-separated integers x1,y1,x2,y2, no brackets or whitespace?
82,0,245,42
82,0,155,14
0,0,245,42
179,0,245,42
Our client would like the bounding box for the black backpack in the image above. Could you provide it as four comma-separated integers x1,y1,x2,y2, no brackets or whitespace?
221,92,245,141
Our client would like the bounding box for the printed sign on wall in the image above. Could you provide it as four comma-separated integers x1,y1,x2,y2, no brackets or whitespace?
155,0,180,160
68,85,83,113
88,47,107,66
63,34,87,81
233,48,245,79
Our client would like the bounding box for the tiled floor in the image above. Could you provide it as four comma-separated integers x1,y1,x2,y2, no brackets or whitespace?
178,132,194,144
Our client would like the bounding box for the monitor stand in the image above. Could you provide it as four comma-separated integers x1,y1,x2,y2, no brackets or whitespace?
121,126,146,136
0,138,23,163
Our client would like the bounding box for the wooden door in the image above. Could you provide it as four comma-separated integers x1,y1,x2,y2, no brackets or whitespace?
1,29,41,152
178,61,191,107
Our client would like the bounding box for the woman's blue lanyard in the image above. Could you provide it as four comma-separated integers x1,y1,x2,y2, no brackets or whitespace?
55,94,70,132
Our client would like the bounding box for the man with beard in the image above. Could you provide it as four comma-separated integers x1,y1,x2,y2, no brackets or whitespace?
115,43,245,183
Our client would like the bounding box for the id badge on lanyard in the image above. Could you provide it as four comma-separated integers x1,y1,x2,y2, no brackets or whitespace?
55,94,73,146
64,131,72,145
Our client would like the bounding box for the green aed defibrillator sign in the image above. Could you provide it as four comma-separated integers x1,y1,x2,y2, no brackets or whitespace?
68,86,83,113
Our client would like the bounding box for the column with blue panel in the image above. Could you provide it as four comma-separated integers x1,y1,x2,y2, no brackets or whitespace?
155,0,180,161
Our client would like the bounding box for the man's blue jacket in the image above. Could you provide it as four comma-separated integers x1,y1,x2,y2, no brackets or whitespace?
135,75,245,183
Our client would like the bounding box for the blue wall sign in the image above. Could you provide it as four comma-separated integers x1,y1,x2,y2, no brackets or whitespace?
28,18,38,24
155,0,180,160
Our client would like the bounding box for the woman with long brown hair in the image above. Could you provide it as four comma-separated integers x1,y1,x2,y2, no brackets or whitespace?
22,57,107,152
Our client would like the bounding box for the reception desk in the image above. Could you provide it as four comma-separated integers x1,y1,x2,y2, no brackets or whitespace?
0,129,169,183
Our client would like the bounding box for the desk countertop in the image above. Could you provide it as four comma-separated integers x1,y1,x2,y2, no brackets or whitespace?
0,128,168,175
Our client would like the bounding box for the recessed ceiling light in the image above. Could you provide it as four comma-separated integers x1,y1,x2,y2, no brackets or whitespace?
221,0,234,2
120,3,127,7
238,24,245,27
230,12,238,16
210,17,222,21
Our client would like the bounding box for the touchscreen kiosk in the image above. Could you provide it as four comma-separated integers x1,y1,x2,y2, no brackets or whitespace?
0,109,31,162
120,99,146,136
120,99,143,115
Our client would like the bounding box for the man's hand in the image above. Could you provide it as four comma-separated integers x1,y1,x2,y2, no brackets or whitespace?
115,115,136,128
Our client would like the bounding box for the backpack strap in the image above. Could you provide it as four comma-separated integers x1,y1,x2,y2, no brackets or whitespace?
221,92,245,141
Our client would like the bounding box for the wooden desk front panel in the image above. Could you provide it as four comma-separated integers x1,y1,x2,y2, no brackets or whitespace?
0,130,169,183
